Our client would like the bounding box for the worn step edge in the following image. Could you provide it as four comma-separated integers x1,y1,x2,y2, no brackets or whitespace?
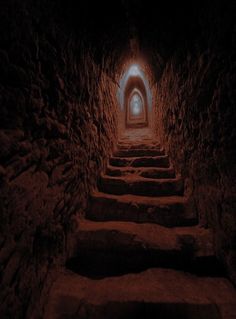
99,174,184,196
44,268,236,319
106,165,176,178
117,143,161,150
76,219,214,259
110,155,170,168
113,149,165,157
66,220,222,278
87,191,197,227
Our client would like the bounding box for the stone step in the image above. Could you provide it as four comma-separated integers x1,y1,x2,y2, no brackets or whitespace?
110,155,170,168
87,192,197,227
44,268,236,319
99,174,184,196
68,220,217,276
117,142,160,150
106,165,176,178
114,148,165,157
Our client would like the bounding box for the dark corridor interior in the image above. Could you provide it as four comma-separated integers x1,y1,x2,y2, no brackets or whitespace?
0,0,236,318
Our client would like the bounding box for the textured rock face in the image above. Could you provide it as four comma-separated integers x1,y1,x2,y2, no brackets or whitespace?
154,48,236,282
1,0,236,318
0,2,118,318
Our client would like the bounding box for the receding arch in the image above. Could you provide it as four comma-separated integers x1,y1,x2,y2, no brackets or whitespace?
124,76,148,128
129,90,144,117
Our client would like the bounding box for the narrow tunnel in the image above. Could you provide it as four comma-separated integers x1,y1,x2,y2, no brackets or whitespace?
0,0,236,318
117,63,154,141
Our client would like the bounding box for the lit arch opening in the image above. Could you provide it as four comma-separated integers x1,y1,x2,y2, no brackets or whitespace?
130,92,143,116
117,62,153,134
126,88,148,128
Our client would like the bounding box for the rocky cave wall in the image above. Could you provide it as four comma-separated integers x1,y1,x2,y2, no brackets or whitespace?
0,1,120,318
0,0,235,318
153,2,236,284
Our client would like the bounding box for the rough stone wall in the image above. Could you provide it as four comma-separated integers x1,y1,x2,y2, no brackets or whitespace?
0,2,118,318
154,47,236,283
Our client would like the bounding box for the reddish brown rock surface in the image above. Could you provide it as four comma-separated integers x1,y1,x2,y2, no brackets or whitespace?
44,268,236,319
48,139,235,318
0,1,235,318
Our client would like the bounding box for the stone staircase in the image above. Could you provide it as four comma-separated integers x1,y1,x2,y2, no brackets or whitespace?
44,140,236,319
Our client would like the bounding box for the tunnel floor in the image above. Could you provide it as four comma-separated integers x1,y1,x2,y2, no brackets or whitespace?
119,127,154,144
44,137,236,319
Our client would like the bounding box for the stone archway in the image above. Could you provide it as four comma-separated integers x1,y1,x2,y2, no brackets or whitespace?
124,76,148,128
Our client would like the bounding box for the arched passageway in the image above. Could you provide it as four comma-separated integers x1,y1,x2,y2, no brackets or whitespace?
117,63,154,141
125,78,148,128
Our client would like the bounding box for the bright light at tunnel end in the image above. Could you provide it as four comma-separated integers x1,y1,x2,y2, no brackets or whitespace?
128,64,140,77
130,93,143,116
117,61,152,115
